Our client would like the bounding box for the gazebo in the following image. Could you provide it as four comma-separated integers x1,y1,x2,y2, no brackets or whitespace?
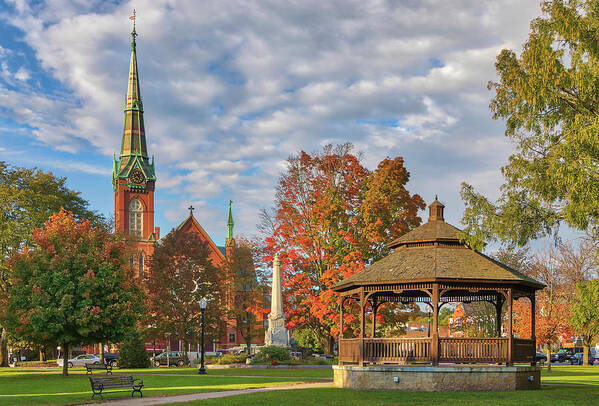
332,198,544,391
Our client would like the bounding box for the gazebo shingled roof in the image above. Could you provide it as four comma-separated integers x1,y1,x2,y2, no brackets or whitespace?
333,197,544,292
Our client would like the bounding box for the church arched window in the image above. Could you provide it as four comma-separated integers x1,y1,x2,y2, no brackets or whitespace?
129,198,143,237
138,252,145,276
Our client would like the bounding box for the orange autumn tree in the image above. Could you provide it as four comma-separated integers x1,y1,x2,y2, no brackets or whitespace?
262,144,424,354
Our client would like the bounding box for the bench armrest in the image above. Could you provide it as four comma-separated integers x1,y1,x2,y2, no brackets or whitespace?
133,379,144,387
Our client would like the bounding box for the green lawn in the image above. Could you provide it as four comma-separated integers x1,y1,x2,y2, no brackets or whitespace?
0,365,597,405
179,386,599,406
0,367,320,406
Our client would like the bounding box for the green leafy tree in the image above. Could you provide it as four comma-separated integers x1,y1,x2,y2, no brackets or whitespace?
119,330,151,368
293,327,323,353
438,307,453,326
570,279,599,366
460,0,599,249
0,161,103,366
0,209,142,376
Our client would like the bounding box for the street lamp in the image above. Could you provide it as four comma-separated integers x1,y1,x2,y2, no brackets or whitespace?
151,324,157,359
198,297,207,375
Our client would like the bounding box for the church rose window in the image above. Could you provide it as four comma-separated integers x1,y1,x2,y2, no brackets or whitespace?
129,198,143,237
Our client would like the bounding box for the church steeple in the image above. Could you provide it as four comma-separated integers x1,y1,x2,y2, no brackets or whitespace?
225,200,235,257
113,12,157,249
227,200,234,239
113,11,156,191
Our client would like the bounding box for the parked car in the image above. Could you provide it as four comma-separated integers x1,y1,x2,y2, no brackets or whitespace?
570,352,595,365
151,351,190,367
103,352,119,367
535,352,547,362
57,354,101,368
556,350,571,363
550,353,560,363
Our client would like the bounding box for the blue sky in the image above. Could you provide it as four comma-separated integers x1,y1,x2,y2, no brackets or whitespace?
0,0,577,250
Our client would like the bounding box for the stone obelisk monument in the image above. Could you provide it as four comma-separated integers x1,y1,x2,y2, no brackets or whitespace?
265,253,289,347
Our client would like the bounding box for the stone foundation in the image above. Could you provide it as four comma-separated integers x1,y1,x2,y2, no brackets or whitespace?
333,365,540,391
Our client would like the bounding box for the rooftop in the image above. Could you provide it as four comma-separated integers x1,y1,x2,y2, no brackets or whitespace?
334,198,544,292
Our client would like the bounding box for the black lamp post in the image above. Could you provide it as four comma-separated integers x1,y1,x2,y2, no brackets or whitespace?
427,311,431,337
198,297,207,375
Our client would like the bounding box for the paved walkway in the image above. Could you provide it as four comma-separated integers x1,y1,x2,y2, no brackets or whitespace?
135,373,332,380
79,382,333,406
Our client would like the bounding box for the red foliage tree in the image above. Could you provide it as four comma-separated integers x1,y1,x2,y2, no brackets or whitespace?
1,209,142,376
262,144,424,353
145,231,224,357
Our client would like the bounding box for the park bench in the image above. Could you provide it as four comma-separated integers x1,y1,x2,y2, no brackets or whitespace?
89,375,144,399
85,362,112,375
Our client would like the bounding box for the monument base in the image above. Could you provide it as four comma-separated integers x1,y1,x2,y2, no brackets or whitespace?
333,364,540,391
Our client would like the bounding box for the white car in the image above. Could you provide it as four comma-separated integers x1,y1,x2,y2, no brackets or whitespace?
57,354,101,368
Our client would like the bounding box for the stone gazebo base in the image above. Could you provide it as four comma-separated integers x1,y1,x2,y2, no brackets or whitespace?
333,365,541,391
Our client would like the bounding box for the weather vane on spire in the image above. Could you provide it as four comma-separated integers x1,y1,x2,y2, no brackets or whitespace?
129,9,137,39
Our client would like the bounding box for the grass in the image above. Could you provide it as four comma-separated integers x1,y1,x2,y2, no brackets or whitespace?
0,365,597,405
0,367,322,405
178,386,599,406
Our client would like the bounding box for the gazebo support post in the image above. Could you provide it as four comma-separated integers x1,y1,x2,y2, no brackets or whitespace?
507,288,513,366
530,294,536,366
495,294,503,338
339,296,344,366
432,284,439,366
359,288,365,366
371,299,379,338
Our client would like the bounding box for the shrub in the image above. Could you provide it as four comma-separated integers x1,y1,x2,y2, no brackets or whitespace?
118,331,150,368
214,354,247,364
293,328,323,353
252,345,291,364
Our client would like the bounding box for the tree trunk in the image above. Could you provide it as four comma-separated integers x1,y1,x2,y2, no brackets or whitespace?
62,343,69,377
39,348,44,362
325,335,335,356
546,347,551,372
246,329,252,357
583,346,589,366
0,328,7,367
99,343,104,363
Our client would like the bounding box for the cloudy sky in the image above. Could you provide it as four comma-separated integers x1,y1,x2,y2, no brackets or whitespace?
0,0,549,246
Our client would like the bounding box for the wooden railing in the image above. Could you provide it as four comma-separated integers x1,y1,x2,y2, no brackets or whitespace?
339,338,361,364
512,338,535,363
363,338,432,363
339,337,535,365
439,337,508,363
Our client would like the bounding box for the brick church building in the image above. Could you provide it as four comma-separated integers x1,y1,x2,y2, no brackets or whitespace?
110,23,264,353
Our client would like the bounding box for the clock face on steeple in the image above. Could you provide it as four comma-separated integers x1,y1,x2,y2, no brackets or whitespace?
130,169,145,184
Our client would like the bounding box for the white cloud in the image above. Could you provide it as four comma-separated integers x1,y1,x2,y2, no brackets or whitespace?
0,0,544,239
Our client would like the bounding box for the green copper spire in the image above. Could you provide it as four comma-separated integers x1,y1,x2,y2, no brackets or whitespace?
112,11,156,190
227,200,234,239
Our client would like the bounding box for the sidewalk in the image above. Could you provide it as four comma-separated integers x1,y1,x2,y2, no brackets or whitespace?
79,381,333,405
